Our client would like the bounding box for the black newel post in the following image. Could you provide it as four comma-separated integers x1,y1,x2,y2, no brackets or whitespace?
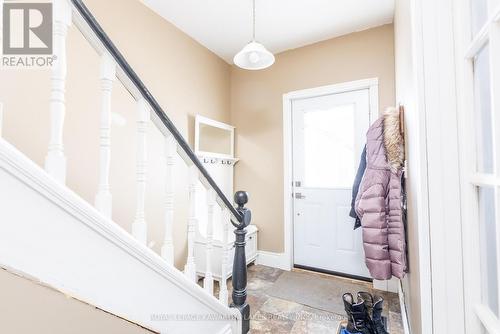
230,191,251,334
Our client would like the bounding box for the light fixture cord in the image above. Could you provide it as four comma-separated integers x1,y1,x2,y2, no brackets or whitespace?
252,0,256,41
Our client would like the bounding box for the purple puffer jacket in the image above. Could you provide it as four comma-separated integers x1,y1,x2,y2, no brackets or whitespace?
355,108,407,279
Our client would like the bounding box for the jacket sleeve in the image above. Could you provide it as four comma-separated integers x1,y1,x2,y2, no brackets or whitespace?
350,146,367,229
387,171,408,278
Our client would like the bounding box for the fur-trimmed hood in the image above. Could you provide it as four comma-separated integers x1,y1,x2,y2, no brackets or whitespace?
364,108,404,172
383,107,405,171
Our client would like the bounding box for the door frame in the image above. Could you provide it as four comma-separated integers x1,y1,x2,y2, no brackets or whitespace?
282,78,379,273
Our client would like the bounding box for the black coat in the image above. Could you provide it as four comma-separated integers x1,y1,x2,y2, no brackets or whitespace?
350,146,366,229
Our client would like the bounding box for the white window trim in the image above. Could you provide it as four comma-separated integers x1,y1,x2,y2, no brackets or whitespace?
281,78,378,272
454,0,500,333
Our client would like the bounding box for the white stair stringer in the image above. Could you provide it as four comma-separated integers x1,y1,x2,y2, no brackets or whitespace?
0,139,241,334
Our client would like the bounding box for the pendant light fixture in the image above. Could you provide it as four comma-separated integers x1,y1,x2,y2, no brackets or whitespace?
233,0,275,70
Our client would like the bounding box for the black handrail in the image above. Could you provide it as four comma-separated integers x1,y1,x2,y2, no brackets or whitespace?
70,0,243,222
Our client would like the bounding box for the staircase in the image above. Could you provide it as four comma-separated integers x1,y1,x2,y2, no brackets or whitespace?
0,0,252,333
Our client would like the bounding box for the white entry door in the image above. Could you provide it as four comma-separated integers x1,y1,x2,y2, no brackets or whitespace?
292,89,371,279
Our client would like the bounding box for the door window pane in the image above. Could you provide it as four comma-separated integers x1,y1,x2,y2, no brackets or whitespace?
473,44,494,173
471,0,489,35
478,186,498,316
303,104,355,188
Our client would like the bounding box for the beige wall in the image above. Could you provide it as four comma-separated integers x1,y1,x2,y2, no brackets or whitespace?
0,268,155,333
0,0,231,269
230,24,395,252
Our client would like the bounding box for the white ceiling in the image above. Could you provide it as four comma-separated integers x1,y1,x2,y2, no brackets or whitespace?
142,0,395,64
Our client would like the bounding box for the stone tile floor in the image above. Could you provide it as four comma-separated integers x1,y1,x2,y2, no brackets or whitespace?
205,264,404,334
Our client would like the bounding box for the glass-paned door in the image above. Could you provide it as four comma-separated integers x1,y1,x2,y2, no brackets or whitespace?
458,0,500,332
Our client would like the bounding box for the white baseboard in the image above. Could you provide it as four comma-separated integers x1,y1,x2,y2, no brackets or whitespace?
255,251,291,271
398,281,411,334
373,277,399,293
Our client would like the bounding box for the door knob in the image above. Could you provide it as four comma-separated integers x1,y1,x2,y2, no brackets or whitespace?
295,192,306,199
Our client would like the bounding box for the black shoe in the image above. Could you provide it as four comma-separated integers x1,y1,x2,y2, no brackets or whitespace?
357,292,390,334
372,295,389,334
357,291,375,333
343,293,373,334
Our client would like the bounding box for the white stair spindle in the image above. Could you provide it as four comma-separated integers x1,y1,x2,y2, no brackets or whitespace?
132,99,149,245
94,54,116,219
45,0,71,184
203,189,215,294
161,134,176,264
219,208,230,306
184,165,198,282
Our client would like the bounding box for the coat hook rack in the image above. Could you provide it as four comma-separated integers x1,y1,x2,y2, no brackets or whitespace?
398,103,408,179
398,104,405,136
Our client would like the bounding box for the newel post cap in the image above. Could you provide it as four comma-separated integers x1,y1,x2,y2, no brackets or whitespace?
234,191,251,228
235,191,249,208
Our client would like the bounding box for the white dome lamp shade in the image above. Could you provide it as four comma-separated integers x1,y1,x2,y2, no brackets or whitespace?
233,41,275,70
233,0,275,70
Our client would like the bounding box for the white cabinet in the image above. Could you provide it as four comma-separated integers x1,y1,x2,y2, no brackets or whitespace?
193,115,258,281
195,225,258,280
